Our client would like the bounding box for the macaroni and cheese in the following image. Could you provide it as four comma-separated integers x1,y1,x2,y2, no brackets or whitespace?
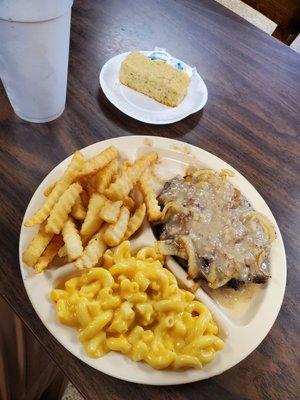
51,241,224,370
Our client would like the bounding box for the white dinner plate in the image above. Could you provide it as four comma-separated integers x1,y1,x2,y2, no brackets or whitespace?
19,136,286,385
99,51,208,124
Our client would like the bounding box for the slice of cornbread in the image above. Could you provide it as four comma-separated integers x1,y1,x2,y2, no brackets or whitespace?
119,52,191,107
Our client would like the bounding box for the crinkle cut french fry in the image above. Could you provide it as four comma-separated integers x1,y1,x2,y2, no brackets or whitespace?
139,171,162,222
58,245,67,258
123,203,146,240
75,230,107,269
95,159,119,193
71,194,86,220
78,146,118,177
104,173,132,202
122,160,132,170
45,183,83,234
78,176,96,197
43,181,56,197
62,218,83,261
35,235,64,272
25,151,84,227
127,151,158,181
105,152,158,201
22,223,54,267
80,193,106,237
99,200,122,224
103,206,130,247
123,196,135,211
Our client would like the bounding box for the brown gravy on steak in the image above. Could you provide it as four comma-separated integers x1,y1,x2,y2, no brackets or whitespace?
156,170,275,289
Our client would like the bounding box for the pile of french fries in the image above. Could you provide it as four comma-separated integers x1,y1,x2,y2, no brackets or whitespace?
22,146,162,273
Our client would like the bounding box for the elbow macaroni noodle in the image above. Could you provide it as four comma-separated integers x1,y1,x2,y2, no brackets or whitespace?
51,241,224,370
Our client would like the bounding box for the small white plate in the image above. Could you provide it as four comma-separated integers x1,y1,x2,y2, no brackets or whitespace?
19,136,286,385
99,51,208,124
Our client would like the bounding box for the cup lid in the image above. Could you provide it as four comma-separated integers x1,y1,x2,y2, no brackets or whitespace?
0,0,73,22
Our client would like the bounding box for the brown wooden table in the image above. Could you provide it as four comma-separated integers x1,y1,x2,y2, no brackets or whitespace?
0,0,299,399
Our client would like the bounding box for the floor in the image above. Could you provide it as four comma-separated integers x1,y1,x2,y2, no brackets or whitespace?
62,1,299,399
216,0,300,52
63,383,84,400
